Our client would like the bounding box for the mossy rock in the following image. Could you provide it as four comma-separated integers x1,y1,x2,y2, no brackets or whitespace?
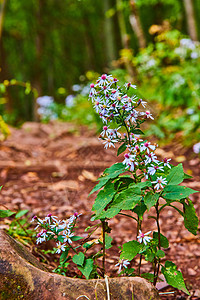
0,230,160,299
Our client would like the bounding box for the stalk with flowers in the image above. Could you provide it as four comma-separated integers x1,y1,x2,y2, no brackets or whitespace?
88,74,199,294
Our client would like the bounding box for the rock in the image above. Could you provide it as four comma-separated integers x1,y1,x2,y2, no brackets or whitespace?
188,268,197,276
0,230,160,299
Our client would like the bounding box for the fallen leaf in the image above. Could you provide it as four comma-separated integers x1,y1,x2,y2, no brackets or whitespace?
49,180,79,191
82,170,97,182
175,155,186,162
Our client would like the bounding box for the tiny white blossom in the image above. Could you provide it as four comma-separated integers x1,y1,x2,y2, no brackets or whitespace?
63,230,74,244
124,82,137,89
137,230,152,245
56,242,66,254
147,164,164,176
103,138,118,149
140,141,156,153
193,142,200,154
36,230,48,244
163,158,171,168
115,259,130,273
152,176,167,190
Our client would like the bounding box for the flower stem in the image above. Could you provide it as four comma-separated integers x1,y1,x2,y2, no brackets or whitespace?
101,220,106,278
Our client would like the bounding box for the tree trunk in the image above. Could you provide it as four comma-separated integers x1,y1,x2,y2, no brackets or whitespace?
32,0,45,121
0,0,13,113
0,0,6,40
116,0,135,79
103,0,116,66
129,0,146,48
183,0,198,41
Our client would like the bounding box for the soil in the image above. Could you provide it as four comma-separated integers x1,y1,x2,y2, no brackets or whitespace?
0,121,199,300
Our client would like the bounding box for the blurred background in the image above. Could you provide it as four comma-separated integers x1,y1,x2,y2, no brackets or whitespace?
0,0,200,147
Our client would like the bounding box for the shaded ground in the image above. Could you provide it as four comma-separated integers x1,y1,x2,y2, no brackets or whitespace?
0,121,199,299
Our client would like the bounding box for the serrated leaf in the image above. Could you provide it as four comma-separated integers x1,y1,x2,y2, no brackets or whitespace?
89,178,110,196
77,258,93,279
144,192,159,211
117,143,127,156
162,185,197,200
92,181,116,215
130,181,152,190
166,164,184,185
89,163,126,195
153,232,169,248
161,261,190,295
0,209,15,218
15,209,29,219
182,199,198,235
98,187,142,219
120,240,142,261
105,233,112,249
72,252,85,267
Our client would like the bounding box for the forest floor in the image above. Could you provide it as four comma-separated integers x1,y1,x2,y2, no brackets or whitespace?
0,121,199,300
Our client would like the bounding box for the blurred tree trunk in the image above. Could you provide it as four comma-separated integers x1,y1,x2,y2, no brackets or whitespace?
32,0,45,121
116,0,135,79
0,0,6,40
0,0,13,113
129,0,146,48
103,0,116,66
183,0,198,41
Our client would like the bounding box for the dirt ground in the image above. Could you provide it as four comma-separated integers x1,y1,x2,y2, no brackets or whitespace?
0,121,199,299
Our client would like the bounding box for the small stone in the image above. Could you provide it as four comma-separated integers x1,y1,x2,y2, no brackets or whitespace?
188,268,197,276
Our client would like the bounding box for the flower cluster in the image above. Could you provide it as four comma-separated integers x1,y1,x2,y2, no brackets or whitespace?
89,74,171,191
36,96,58,120
174,38,200,60
32,212,81,254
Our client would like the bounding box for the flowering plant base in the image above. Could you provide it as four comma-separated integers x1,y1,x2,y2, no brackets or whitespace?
0,230,160,299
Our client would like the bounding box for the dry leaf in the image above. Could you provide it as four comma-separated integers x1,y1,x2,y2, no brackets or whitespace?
49,180,79,191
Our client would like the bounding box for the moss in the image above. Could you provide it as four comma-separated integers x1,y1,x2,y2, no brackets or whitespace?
0,273,29,299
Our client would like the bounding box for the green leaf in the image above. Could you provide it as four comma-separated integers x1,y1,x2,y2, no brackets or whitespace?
89,178,111,196
105,233,113,249
120,240,142,261
141,273,154,282
130,181,152,190
162,185,197,200
166,164,184,185
144,192,159,211
98,187,141,219
92,181,116,215
71,236,83,241
72,252,85,267
89,163,126,195
77,258,94,279
182,199,198,235
132,129,144,135
153,232,169,248
156,249,165,258
133,202,147,220
183,172,192,179
15,209,29,219
161,261,190,295
60,249,69,263
117,143,127,156
112,187,141,210
0,209,15,218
